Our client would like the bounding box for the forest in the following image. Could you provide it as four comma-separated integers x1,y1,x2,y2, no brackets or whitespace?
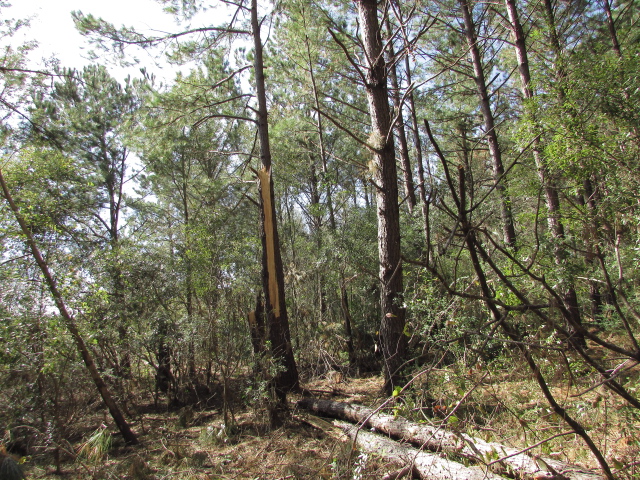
1,0,640,478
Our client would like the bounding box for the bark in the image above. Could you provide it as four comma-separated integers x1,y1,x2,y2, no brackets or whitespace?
543,0,614,332
602,0,622,56
301,11,337,231
423,113,613,478
505,0,585,349
355,0,406,395
391,2,432,257
248,294,266,358
459,0,517,249
309,153,322,232
335,420,507,480
180,153,197,378
543,0,563,57
252,0,299,398
308,154,327,321
385,20,416,212
156,342,172,394
156,314,173,394
339,272,355,365
308,152,328,320
0,168,138,446
455,165,612,480
581,178,606,319
405,55,432,261
103,145,130,379
298,398,606,480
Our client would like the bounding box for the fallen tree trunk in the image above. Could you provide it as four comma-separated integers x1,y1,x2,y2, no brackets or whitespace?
297,398,604,480
335,420,507,480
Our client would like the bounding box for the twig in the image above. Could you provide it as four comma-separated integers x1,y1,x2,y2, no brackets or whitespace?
571,360,639,397
486,431,575,467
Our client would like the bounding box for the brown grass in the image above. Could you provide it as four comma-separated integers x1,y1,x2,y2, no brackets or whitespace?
15,349,640,479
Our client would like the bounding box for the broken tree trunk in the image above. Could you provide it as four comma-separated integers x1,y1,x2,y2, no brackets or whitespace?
335,420,506,480
251,0,299,399
297,398,605,480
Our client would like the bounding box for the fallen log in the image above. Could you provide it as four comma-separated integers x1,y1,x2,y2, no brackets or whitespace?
297,398,604,480
335,420,507,480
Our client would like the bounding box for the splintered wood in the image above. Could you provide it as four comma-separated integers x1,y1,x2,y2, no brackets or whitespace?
257,167,280,317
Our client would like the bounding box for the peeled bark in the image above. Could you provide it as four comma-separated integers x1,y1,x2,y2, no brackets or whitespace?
298,398,606,480
0,168,138,446
355,0,406,394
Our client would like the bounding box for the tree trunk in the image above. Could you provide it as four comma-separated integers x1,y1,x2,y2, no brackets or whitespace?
339,272,355,366
355,0,406,394
506,0,560,235
460,162,612,479
301,10,337,232
459,0,517,249
0,168,138,446
298,398,606,480
252,0,299,399
602,0,622,56
335,420,507,480
405,55,432,261
385,19,416,212
506,0,585,349
156,315,173,395
391,3,432,258
581,178,606,319
248,294,266,359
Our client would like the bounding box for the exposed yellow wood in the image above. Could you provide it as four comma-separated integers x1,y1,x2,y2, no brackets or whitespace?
257,167,280,318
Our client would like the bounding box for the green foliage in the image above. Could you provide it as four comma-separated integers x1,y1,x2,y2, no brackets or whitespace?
2,147,90,236
3,1,640,474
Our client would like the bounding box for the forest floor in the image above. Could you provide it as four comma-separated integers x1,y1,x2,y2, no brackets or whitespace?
18,375,391,480
14,357,640,480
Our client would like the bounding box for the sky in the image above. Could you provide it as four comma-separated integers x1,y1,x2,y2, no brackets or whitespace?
6,0,193,82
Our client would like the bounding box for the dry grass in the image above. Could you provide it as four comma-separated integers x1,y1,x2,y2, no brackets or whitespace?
390,345,640,479
18,376,393,479
14,346,640,479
